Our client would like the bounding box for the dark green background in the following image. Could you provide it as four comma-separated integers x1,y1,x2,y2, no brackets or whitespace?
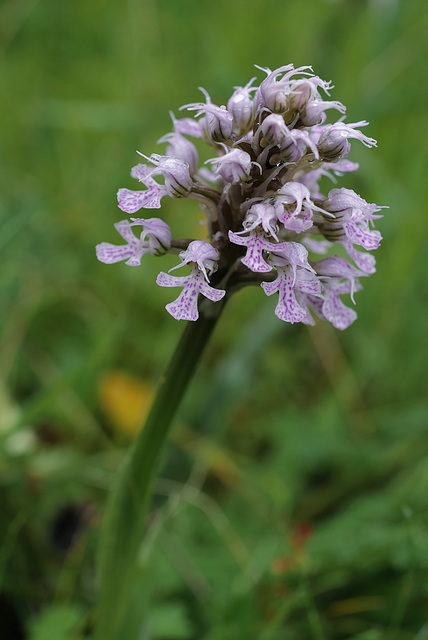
1,0,427,638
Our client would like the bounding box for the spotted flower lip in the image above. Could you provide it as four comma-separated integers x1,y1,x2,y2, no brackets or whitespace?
156,267,225,321
98,63,386,327
156,241,225,321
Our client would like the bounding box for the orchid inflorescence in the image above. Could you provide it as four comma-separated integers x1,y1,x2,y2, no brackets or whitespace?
96,64,386,329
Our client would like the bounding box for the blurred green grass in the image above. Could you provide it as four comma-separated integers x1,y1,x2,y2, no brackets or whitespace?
1,0,428,638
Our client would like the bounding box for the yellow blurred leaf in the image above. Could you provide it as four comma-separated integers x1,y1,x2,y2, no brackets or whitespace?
99,371,154,436
328,596,385,617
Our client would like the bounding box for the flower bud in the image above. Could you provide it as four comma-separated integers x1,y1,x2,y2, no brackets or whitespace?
322,188,384,220
260,114,288,146
141,154,193,198
317,125,351,161
227,78,256,133
181,90,233,144
135,217,172,255
256,64,313,114
206,148,253,184
289,79,313,112
317,121,377,161
299,99,346,127
205,105,233,143
157,131,199,175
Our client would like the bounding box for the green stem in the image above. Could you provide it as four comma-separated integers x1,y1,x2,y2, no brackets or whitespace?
95,304,225,640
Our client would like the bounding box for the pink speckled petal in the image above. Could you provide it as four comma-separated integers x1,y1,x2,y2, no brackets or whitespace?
295,272,322,295
157,268,224,321
343,240,376,274
302,237,333,255
165,286,200,321
228,230,273,273
156,272,188,288
173,117,203,138
124,244,149,266
114,220,139,244
130,163,156,183
344,219,382,251
117,184,167,213
96,242,135,264
261,278,280,297
199,280,226,302
322,290,357,330
273,271,306,323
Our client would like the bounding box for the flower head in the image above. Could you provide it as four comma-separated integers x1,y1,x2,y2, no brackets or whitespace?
97,64,386,328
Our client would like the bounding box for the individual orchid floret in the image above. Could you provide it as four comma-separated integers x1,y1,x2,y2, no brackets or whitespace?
242,202,283,240
258,113,289,147
261,254,320,324
228,228,284,273
298,98,346,127
181,88,233,143
205,147,254,184
156,241,225,321
280,128,320,162
320,187,385,251
322,187,385,221
170,240,220,281
311,256,366,329
276,182,327,233
136,153,193,198
298,276,363,331
255,64,313,113
227,77,257,133
317,121,377,161
117,164,169,213
288,76,333,111
169,111,203,138
261,265,307,324
96,218,171,266
156,267,226,321
228,228,315,275
157,130,199,175
117,155,193,214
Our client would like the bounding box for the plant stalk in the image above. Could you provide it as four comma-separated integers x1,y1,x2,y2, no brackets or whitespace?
95,303,225,640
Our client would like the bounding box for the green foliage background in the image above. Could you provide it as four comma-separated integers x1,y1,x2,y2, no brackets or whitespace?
1,0,428,638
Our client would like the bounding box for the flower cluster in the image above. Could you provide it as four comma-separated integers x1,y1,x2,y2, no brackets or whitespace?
97,64,386,328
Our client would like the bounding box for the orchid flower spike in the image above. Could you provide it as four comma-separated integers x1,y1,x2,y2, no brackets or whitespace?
97,63,386,328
